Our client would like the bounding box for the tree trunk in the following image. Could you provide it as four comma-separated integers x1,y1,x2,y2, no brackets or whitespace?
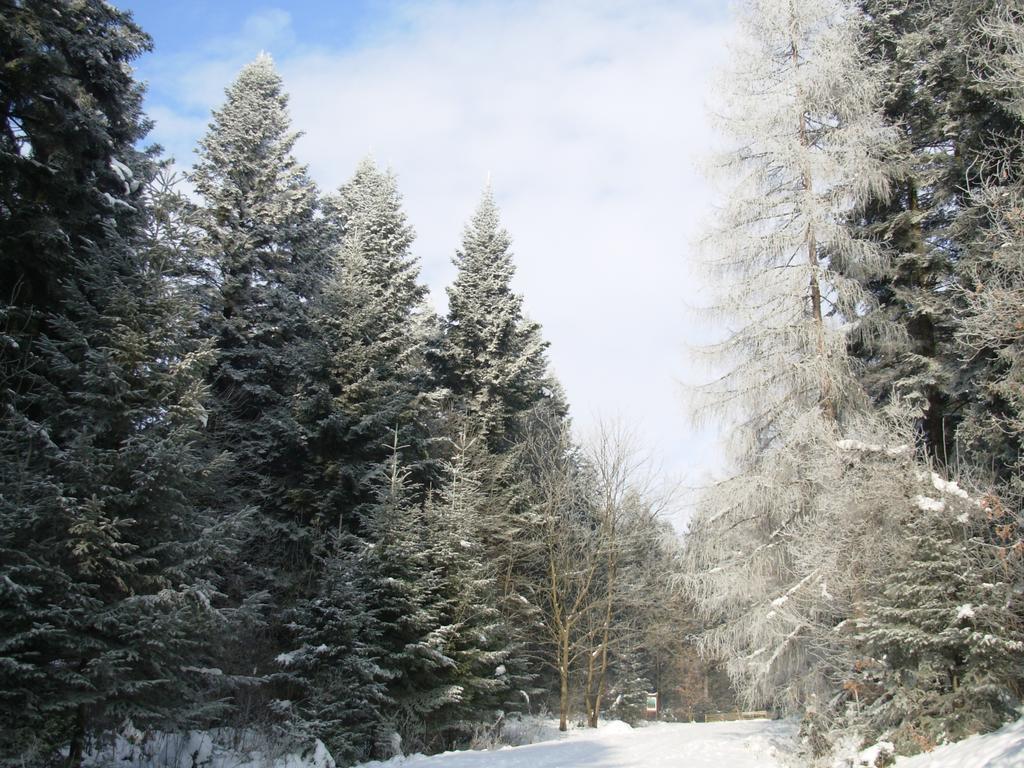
559,629,570,732
583,647,597,727
791,33,834,422
590,560,616,728
66,704,87,768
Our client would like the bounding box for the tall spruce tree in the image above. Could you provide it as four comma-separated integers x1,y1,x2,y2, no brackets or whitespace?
436,189,568,716
283,160,441,761
420,429,513,750
189,54,322,715
295,158,438,538
355,440,452,758
439,187,557,452
0,2,217,763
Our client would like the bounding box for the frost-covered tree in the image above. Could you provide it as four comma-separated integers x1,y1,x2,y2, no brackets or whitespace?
685,0,898,710
439,187,558,452
419,429,512,750
296,158,439,539
0,3,219,763
580,422,670,728
956,184,1024,492
282,159,443,759
435,188,567,717
353,438,452,758
953,5,1024,495
274,533,385,766
514,407,600,731
508,413,682,730
189,54,322,694
848,0,1023,463
849,482,1024,753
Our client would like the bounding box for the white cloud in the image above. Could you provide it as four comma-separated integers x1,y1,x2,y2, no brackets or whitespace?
142,0,736,529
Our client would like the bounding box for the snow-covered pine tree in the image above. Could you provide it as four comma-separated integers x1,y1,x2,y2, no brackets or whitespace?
685,0,898,711
353,436,452,758
188,54,322,710
439,187,559,453
295,158,439,539
274,532,386,766
436,188,566,716
283,159,441,761
0,3,219,763
850,479,1024,753
419,428,513,750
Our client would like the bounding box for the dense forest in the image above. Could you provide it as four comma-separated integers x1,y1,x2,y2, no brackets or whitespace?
0,2,692,765
0,1,1022,767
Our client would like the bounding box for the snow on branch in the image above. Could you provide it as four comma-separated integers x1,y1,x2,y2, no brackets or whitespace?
835,439,911,457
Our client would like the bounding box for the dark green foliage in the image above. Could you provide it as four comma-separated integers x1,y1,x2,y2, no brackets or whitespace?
356,447,451,757
281,159,447,758
277,534,386,765
188,56,323,706
851,495,1024,753
0,2,219,763
295,158,439,540
0,0,151,311
851,0,1024,464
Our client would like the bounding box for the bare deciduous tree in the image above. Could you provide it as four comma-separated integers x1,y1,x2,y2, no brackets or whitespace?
581,421,672,728
517,410,597,731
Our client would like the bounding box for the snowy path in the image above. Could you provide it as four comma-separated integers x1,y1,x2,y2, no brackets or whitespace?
362,720,796,768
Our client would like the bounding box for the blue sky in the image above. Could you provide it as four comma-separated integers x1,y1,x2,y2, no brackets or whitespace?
116,1,736,527
126,1,384,50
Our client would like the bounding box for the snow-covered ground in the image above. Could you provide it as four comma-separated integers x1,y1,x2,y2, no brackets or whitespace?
886,717,1024,768
78,716,1024,767
360,720,797,768
360,718,1024,768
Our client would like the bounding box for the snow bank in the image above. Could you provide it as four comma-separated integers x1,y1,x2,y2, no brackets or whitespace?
929,472,972,502
892,718,1024,768
844,718,1024,768
80,728,336,768
914,495,945,513
78,718,1023,768
491,715,565,747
